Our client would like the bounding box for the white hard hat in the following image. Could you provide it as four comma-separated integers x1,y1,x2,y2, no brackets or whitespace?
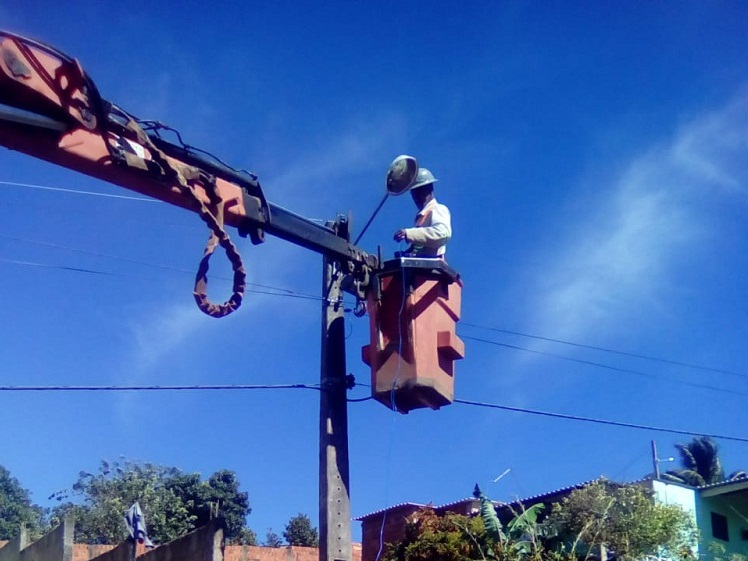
409,167,438,191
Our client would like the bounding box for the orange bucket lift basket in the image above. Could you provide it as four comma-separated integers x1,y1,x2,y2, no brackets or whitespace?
362,257,464,413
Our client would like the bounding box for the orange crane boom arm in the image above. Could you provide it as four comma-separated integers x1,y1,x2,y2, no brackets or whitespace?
0,30,377,314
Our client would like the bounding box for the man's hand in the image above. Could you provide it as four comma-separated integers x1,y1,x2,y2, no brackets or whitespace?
393,229,408,242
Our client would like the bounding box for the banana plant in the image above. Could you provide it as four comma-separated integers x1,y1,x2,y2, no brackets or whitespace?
473,484,545,559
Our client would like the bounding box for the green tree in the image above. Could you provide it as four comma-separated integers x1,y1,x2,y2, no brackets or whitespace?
383,483,697,561
0,465,46,540
264,528,283,547
50,460,252,545
163,469,252,544
283,513,319,547
547,480,697,560
382,506,487,561
663,437,746,486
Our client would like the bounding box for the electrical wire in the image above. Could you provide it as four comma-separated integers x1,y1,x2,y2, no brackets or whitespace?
453,398,748,443
0,258,127,277
3,380,744,444
9,106,746,478
0,257,323,301
5,180,748,440
0,180,157,202
462,335,745,398
7,178,742,383
461,322,746,380
3,233,743,392
374,250,412,561
0,234,323,301
0,180,323,302
611,449,650,482
0,383,322,392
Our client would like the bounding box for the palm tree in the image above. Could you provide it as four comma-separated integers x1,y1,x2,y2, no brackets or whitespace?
662,437,747,486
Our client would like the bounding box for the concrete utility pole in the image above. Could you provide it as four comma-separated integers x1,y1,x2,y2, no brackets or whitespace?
319,218,352,561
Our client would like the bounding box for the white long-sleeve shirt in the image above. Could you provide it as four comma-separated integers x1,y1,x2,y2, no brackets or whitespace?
403,198,452,257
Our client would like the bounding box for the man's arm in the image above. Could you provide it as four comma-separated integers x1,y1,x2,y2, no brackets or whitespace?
402,205,452,248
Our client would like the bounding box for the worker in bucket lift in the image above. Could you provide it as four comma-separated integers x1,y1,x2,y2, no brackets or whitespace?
393,167,452,258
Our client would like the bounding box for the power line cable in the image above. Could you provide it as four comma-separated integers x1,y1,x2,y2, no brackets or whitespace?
1,181,346,303
0,258,127,277
6,178,744,378
611,449,650,482
453,398,748,443
0,234,323,301
462,335,744,398
1,179,324,301
0,257,323,301
461,322,746,380
0,383,322,392
0,180,158,202
3,382,743,444
6,181,743,381
352,382,745,442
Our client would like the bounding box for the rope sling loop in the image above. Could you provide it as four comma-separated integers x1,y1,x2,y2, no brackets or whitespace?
191,182,246,318
116,118,246,318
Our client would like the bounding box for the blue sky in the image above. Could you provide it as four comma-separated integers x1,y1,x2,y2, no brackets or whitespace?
1,0,747,544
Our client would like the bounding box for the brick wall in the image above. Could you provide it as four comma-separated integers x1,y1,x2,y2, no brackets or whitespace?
360,505,422,561
223,544,361,561
72,545,116,561
224,545,316,561
3,538,363,561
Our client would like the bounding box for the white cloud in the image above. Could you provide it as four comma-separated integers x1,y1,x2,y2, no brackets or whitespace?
526,90,748,347
108,301,206,423
265,113,409,207
124,302,207,382
671,92,748,198
117,269,301,386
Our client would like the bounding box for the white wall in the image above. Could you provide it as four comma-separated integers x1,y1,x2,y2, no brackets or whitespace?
649,480,699,560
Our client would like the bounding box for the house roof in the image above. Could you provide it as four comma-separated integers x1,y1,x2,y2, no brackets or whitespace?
356,478,601,522
355,502,426,521
697,477,748,497
651,475,748,492
502,479,600,508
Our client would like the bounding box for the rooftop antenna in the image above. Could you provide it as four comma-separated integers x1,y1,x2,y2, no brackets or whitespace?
354,155,418,245
493,468,511,484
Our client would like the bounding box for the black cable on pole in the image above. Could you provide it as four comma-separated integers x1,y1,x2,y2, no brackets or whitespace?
453,398,748,443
